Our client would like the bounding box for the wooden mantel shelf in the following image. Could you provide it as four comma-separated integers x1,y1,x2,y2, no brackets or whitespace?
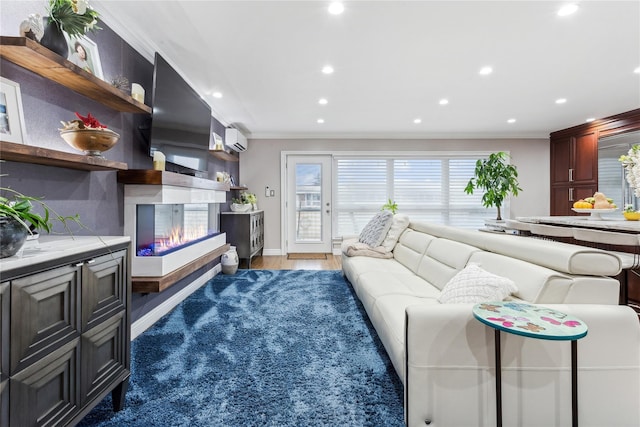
0,140,128,171
0,36,151,114
117,169,230,191
132,243,230,293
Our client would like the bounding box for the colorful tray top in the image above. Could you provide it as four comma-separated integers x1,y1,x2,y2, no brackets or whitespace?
473,301,588,341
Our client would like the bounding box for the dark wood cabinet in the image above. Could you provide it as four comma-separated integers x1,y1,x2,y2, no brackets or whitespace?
549,108,640,216
550,130,598,215
221,211,264,268
0,237,130,427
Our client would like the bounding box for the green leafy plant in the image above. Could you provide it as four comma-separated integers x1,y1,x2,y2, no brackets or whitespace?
381,199,398,214
232,192,257,205
464,151,522,221
0,187,82,234
47,0,101,37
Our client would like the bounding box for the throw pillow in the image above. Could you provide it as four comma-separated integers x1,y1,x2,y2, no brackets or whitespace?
438,264,518,304
359,211,394,247
381,214,410,252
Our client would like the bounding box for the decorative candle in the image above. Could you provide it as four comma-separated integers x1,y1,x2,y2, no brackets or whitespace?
153,151,165,171
131,83,145,103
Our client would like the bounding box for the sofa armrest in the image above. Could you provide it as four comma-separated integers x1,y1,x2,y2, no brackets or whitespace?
404,303,640,427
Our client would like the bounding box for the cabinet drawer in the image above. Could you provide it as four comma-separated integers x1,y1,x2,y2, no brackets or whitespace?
81,310,128,405
82,250,128,333
10,338,80,427
10,265,81,374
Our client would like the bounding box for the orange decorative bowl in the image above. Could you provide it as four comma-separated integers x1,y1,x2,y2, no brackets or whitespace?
623,211,640,221
60,128,120,156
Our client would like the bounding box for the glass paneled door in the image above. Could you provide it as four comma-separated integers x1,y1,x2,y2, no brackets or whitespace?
286,155,332,253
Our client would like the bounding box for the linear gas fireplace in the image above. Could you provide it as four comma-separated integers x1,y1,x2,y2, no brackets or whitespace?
136,203,221,257
118,170,229,280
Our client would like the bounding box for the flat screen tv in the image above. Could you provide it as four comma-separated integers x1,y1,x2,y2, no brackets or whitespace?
149,53,212,176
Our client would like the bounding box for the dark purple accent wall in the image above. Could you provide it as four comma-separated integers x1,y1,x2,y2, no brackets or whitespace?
1,8,238,324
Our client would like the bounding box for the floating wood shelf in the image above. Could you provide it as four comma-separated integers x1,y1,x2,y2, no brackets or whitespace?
132,243,230,293
0,140,128,171
0,36,151,114
117,169,231,191
210,149,239,162
230,186,248,191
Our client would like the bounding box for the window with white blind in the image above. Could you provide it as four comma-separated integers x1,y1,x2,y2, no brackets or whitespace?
334,154,500,237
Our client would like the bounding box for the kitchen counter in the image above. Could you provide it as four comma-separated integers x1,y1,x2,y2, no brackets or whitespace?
516,215,640,233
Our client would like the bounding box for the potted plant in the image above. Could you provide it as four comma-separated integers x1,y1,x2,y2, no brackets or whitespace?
41,0,101,58
464,151,522,221
0,186,81,258
382,199,398,214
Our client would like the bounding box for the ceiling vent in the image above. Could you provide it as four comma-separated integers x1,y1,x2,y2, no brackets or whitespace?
225,128,248,152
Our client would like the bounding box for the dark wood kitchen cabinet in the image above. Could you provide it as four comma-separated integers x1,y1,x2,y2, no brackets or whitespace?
0,236,131,427
550,130,598,215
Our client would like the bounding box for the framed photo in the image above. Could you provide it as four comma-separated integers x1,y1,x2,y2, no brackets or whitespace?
0,77,27,144
64,34,104,79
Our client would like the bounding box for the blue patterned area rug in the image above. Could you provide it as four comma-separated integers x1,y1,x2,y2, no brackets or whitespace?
78,270,404,426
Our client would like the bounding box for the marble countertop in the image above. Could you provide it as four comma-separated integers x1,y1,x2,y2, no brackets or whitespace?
1,235,130,273
516,216,640,232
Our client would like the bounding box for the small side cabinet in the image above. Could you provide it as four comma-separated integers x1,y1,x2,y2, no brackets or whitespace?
0,236,131,427
221,210,264,268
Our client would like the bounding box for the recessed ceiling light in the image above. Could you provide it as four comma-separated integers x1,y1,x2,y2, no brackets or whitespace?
318,98,328,105
317,118,325,124
322,65,334,74
557,4,579,16
507,118,516,124
586,118,595,122
479,66,493,76
634,66,640,74
212,91,223,99
328,2,344,15
555,98,567,104
414,118,422,124
439,99,449,105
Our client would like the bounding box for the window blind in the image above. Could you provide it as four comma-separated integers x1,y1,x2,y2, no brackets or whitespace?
334,154,497,237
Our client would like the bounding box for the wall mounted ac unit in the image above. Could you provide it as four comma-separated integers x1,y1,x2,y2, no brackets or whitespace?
225,128,248,152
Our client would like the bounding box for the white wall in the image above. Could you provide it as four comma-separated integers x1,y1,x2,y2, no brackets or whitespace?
239,138,550,254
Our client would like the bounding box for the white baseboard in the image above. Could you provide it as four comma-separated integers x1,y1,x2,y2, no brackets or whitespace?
130,263,222,340
262,248,282,256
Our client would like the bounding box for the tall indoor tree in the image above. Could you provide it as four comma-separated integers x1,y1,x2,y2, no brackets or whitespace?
464,151,522,221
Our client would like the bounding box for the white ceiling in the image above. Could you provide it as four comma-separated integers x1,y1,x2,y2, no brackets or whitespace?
94,1,640,139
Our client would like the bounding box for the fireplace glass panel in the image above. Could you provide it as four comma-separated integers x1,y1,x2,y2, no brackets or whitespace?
136,203,220,256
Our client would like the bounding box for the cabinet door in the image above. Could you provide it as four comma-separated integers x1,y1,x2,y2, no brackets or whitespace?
573,131,598,183
0,282,7,379
0,378,7,427
551,184,598,216
10,265,80,374
81,311,129,405
551,136,572,184
10,338,80,427
81,250,128,333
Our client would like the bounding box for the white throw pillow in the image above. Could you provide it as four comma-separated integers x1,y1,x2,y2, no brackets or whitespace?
359,211,394,247
438,264,518,304
381,214,410,252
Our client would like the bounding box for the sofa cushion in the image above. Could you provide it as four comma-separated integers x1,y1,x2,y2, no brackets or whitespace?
381,214,410,252
438,264,518,304
359,211,394,247
393,228,435,273
416,238,481,289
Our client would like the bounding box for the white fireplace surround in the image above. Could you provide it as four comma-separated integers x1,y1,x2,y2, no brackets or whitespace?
123,183,227,277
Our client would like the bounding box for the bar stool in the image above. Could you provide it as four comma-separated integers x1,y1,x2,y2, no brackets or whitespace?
529,223,574,244
504,219,532,236
571,227,640,305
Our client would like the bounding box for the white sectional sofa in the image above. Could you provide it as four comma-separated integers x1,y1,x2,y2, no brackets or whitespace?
342,221,640,427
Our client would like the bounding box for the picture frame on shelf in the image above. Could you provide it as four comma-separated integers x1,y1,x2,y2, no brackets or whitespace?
64,34,104,79
0,77,27,144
